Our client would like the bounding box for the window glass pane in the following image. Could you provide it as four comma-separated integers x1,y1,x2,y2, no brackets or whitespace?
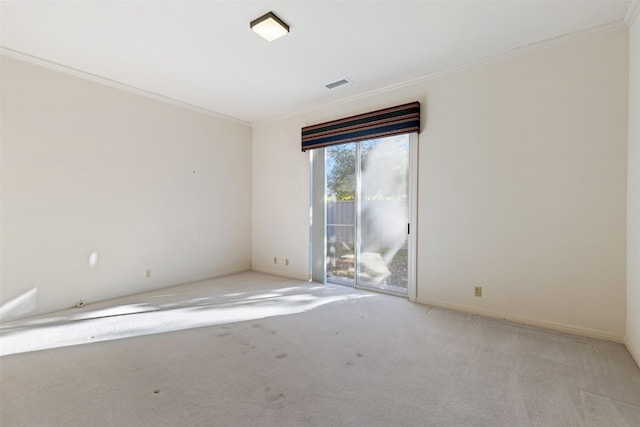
326,143,356,284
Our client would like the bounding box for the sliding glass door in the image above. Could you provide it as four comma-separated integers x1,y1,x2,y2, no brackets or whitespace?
326,134,411,295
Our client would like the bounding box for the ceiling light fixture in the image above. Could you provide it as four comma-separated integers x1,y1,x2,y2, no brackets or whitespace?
250,11,289,42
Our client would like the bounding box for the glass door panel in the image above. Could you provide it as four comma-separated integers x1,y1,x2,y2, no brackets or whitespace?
326,144,356,285
358,136,409,294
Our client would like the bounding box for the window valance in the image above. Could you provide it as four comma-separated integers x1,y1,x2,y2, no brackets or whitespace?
301,101,420,152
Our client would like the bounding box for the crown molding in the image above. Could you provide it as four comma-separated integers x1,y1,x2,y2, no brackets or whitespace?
252,20,627,127
626,0,640,26
0,46,249,127
1,16,627,130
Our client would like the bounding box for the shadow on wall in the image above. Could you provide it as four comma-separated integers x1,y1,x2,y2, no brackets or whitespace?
0,284,372,356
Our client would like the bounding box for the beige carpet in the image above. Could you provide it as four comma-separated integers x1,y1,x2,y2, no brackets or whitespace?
1,271,639,426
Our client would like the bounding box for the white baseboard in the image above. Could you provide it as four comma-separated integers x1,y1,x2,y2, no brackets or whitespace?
625,336,640,369
249,266,309,282
417,297,624,343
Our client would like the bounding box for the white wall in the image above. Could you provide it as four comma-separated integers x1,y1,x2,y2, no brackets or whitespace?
0,56,252,320
627,12,640,364
252,28,629,340
251,116,310,280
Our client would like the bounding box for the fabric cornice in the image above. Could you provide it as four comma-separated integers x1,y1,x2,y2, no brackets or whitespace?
301,101,420,151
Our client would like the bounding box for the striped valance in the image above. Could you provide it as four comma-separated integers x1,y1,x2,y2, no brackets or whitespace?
301,101,421,151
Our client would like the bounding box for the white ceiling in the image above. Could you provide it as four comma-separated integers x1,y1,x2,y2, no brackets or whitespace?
0,1,632,124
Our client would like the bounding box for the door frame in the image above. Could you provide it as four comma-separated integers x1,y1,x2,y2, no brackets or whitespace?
407,132,418,302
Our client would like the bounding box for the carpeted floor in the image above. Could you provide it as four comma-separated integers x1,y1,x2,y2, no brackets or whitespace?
1,271,639,426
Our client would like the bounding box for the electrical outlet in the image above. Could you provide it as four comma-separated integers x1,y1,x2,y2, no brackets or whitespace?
285,259,289,266
274,257,278,264
474,286,482,297
146,269,151,278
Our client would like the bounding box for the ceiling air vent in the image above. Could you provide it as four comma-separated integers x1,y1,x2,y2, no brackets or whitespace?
325,78,351,89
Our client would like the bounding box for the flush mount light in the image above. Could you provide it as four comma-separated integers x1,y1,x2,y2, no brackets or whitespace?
250,11,289,42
